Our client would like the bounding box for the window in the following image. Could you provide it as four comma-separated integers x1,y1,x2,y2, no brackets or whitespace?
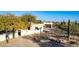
28,27,31,30
35,27,39,30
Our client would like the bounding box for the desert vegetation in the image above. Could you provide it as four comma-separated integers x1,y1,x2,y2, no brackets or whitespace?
0,13,42,43
0,13,79,47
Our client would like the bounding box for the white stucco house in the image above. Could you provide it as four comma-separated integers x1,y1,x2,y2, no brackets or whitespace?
0,22,53,41
0,23,44,41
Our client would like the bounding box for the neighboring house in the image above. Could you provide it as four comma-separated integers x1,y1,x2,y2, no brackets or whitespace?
43,22,53,32
43,22,53,28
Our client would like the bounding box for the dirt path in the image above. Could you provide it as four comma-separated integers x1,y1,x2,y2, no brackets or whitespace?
0,37,39,47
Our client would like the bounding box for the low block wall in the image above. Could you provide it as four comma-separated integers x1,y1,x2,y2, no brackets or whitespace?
0,29,42,41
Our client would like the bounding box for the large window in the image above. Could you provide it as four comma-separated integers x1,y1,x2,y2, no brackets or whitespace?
45,24,51,28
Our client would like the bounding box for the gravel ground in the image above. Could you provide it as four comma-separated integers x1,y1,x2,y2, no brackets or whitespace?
0,27,79,47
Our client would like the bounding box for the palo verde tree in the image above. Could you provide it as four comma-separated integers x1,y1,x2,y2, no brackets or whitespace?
0,13,38,42
0,14,26,42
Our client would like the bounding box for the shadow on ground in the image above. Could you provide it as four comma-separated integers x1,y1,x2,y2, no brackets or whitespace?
37,40,64,47
22,36,65,47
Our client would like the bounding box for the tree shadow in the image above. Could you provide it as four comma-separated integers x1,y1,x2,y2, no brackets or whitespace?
22,35,66,47
37,39,64,47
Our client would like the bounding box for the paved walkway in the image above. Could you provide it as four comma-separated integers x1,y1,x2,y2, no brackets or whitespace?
0,37,39,47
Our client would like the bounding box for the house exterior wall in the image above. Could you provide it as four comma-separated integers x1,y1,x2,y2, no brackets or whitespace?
0,24,44,41
31,24,44,32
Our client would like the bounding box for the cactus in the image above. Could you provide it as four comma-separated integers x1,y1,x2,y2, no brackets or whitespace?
12,28,15,39
5,28,9,43
75,20,77,25
68,19,70,40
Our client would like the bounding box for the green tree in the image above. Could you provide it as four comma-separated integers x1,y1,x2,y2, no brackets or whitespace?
0,14,26,40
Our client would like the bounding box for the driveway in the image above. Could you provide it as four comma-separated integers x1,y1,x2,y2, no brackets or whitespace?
0,37,39,47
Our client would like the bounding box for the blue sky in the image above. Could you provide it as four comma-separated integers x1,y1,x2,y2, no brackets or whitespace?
0,11,79,22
